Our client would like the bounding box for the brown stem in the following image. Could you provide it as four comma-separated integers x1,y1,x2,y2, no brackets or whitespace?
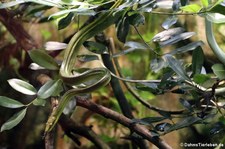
76,97,172,149
36,74,110,149
59,114,110,149
37,73,171,148
0,9,38,51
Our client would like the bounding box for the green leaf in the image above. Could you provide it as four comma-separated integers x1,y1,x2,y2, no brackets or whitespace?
208,0,225,15
116,16,130,43
77,55,99,62
150,58,165,73
0,0,62,9
37,80,62,99
136,83,163,95
164,54,191,81
0,1,25,8
159,32,196,47
124,41,148,50
28,49,59,70
192,47,204,75
179,98,193,112
132,117,167,125
180,4,202,13
212,63,225,79
162,16,178,30
206,13,225,23
193,74,211,84
8,79,37,95
158,110,172,120
58,12,74,30
83,41,108,54
32,98,46,106
128,13,145,27
201,0,209,7
180,0,189,6
0,96,24,108
169,41,204,55
166,116,201,133
49,9,96,19
209,5,225,16
1,108,27,132
62,0,73,3
152,27,185,42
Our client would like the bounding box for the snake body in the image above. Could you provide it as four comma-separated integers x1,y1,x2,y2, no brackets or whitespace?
45,0,123,133
205,16,225,65
45,0,225,133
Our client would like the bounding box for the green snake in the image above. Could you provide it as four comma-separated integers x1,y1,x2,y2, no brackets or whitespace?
205,15,225,65
45,0,225,133
45,0,124,133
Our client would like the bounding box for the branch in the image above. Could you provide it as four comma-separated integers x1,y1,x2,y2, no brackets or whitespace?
76,97,172,149
36,74,109,149
109,38,185,115
95,33,150,149
0,9,38,51
59,114,110,149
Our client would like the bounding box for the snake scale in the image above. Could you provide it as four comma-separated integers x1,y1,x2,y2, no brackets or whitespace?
44,0,224,133
45,0,124,133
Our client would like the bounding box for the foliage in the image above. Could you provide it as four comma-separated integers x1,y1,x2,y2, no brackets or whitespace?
0,0,225,148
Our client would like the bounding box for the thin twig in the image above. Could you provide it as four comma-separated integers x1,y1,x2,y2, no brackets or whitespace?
108,37,185,115
36,74,110,149
76,97,172,149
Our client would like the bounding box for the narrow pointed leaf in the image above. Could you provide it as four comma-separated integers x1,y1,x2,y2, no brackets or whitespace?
132,117,166,125
180,4,202,13
179,98,193,112
83,41,108,54
140,117,167,125
58,12,75,30
150,58,165,73
192,47,204,75
28,49,59,70
169,41,204,55
172,0,180,11
206,13,225,23
112,48,136,57
209,0,225,15
159,32,196,47
116,16,130,43
8,79,37,95
45,41,67,51
0,0,62,8
124,41,148,49
0,96,24,108
0,1,26,8
37,80,62,99
212,63,225,79
162,16,178,30
166,116,202,133
152,27,185,42
156,1,173,9
164,55,191,81
201,0,209,7
77,55,99,62
1,108,27,132
128,13,145,27
193,74,210,84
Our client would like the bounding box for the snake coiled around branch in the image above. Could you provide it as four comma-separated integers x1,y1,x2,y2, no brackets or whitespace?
45,0,124,133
